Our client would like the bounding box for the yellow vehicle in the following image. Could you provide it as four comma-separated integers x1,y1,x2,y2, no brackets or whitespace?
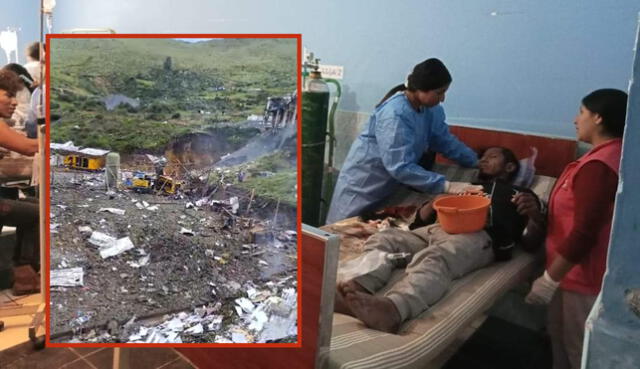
154,175,182,194
130,171,154,193
64,155,105,171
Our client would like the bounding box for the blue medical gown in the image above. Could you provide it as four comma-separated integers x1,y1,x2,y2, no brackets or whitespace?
326,93,477,224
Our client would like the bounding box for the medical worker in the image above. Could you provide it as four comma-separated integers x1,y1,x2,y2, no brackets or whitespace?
326,58,480,224
524,89,628,369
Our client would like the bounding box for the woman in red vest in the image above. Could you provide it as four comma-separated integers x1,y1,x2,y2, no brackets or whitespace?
525,89,628,369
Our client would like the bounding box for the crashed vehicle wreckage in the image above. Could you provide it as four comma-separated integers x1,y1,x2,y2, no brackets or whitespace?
49,145,298,344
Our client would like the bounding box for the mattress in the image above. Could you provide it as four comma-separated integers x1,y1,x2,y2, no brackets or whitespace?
322,249,540,369
320,166,556,369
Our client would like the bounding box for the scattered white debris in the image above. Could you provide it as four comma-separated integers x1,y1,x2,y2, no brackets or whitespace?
231,328,252,343
235,297,255,313
208,315,223,331
195,198,209,207
135,202,145,209
230,196,239,214
88,231,116,249
78,226,92,233
258,288,298,342
185,323,203,335
180,227,194,236
142,201,150,208
248,310,269,332
51,267,84,287
97,208,126,215
128,326,148,341
258,260,269,266
247,287,257,299
147,205,159,211
122,283,298,344
128,254,150,268
100,237,135,259
166,317,184,331
186,202,195,209
285,230,297,238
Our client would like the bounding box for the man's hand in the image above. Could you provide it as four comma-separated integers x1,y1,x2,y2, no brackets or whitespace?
512,192,543,221
417,197,437,222
525,270,559,305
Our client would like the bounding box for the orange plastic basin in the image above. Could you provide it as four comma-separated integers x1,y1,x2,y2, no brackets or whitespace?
433,195,491,234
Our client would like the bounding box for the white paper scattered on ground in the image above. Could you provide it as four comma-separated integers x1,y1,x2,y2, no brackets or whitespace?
128,254,150,268
125,281,297,344
51,267,84,287
185,323,203,335
78,226,92,233
231,328,252,343
88,231,116,249
97,208,126,215
235,297,255,313
100,237,135,259
180,227,194,236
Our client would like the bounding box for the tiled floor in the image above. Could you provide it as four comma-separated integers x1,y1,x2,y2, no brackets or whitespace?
0,342,196,369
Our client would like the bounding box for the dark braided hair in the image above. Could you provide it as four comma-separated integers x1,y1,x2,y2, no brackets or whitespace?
376,58,452,108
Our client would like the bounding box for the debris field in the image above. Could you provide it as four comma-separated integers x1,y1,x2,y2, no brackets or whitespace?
50,168,298,343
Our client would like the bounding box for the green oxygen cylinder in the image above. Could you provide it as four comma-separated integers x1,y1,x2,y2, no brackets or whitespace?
302,70,330,226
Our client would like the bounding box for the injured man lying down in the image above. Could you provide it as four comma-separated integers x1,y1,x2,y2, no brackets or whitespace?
334,147,546,333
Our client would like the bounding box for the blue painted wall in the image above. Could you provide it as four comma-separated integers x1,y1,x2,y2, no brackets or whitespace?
1,1,41,65
5,1,640,364
51,0,640,138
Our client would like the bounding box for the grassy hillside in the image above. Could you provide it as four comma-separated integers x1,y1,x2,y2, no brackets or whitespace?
50,38,297,153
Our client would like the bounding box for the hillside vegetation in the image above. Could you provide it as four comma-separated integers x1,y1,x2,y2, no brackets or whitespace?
50,38,297,153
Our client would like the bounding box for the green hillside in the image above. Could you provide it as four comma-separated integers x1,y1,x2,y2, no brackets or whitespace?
50,38,297,153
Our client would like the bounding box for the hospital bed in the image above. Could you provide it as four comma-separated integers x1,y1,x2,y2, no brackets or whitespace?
319,126,576,369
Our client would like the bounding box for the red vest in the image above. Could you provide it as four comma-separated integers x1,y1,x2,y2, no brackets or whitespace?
546,138,621,295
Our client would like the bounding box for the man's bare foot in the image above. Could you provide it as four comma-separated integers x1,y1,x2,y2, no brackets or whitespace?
344,291,402,333
338,279,369,296
334,280,369,316
334,289,355,316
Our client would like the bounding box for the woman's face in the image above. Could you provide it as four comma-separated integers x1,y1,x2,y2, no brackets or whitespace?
574,104,601,143
417,84,449,108
0,89,17,119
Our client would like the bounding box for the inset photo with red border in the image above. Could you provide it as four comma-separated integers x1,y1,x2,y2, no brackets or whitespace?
46,33,301,348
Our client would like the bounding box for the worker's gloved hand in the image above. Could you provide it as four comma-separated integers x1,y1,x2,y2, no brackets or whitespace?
444,181,484,195
525,270,559,305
